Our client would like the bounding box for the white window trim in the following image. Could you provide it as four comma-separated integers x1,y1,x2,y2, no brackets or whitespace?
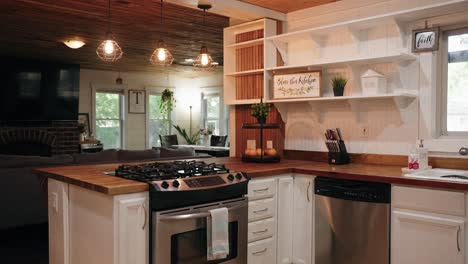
417,18,468,153
145,86,175,148
439,27,468,138
200,86,228,137
91,83,127,149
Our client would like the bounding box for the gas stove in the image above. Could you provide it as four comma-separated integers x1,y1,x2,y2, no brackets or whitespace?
106,160,250,210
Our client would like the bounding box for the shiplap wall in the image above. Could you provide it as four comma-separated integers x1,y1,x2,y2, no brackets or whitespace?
282,0,468,155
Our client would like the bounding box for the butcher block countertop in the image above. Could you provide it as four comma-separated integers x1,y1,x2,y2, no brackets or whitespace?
34,157,468,195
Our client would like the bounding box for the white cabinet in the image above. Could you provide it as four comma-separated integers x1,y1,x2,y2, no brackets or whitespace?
392,185,466,264
248,237,277,264
277,176,294,264
48,180,149,264
392,210,464,264
292,175,314,264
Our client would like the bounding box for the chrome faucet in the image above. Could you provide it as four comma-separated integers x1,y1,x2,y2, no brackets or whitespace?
460,147,468,156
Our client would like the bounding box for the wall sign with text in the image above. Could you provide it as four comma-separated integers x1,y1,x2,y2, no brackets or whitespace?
128,90,146,114
271,71,321,99
412,27,439,53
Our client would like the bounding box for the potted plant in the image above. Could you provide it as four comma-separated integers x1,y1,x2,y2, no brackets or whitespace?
251,98,271,124
173,125,201,145
159,88,176,116
331,76,348,97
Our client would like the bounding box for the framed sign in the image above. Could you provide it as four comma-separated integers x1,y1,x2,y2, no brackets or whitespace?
128,90,146,114
412,27,439,53
271,71,321,100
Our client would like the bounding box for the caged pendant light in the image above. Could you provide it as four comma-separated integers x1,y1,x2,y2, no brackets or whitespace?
150,0,174,66
193,3,215,68
97,0,123,63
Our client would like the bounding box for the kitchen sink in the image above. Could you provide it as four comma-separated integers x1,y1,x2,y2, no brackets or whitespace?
405,168,468,182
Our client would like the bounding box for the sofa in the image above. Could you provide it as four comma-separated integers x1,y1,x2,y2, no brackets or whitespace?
0,147,210,230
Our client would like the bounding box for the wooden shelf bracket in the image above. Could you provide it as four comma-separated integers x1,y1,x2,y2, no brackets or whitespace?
271,40,289,65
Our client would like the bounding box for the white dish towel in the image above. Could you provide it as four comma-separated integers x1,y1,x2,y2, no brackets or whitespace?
207,207,230,261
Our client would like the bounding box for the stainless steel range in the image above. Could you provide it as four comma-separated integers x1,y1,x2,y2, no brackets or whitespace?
110,160,249,264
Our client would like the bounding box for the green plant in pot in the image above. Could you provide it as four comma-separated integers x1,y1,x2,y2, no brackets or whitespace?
331,76,348,97
251,98,271,124
159,88,176,116
173,125,200,145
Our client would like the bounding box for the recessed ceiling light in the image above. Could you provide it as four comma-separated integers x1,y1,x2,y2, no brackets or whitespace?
211,62,219,66
63,40,86,49
184,58,195,62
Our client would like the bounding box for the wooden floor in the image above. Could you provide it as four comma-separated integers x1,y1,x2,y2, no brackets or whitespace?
0,223,48,264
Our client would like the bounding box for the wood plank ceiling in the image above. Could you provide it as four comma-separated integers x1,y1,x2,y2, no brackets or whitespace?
239,0,337,13
0,0,229,76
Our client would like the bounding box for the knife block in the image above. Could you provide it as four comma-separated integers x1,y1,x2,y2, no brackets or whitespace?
328,140,350,165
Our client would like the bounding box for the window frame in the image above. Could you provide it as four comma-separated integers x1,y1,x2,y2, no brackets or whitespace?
202,92,222,135
439,26,468,138
91,84,126,149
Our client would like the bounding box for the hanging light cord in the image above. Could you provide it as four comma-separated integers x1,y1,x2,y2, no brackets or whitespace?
161,0,163,26
107,0,111,33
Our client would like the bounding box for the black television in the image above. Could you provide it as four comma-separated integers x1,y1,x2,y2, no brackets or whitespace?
0,58,80,121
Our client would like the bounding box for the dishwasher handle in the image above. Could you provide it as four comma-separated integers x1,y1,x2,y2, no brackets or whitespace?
315,176,391,204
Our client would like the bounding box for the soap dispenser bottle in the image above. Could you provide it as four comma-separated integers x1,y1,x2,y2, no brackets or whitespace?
418,139,429,170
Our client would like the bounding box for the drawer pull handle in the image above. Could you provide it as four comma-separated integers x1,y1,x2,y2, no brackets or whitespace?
252,248,267,255
253,188,269,193
142,201,147,230
306,181,311,202
457,225,461,252
253,208,268,214
253,229,268,235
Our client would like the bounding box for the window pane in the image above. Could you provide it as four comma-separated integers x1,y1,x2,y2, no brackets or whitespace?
447,33,468,132
149,95,163,119
206,96,220,119
96,92,120,119
206,120,219,135
96,120,121,149
149,119,171,147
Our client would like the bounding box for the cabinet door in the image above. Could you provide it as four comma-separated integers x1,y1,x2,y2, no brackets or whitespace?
114,192,149,264
48,179,69,264
292,175,314,264
392,210,464,264
277,176,294,264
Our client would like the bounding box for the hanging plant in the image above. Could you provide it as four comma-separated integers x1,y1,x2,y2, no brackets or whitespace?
159,88,175,116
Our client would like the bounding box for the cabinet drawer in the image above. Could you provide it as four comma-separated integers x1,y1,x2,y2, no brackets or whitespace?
248,178,276,200
248,237,276,264
248,198,276,222
393,185,465,217
248,218,275,242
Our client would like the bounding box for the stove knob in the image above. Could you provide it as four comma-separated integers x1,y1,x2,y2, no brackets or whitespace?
235,173,243,180
227,174,235,181
161,181,169,189
172,180,180,188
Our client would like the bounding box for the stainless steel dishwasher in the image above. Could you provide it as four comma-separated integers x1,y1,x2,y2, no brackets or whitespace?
314,177,391,264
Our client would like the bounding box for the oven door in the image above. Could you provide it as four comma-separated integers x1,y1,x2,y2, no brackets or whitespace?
153,197,247,264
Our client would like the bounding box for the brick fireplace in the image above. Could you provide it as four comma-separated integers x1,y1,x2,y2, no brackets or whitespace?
0,121,80,156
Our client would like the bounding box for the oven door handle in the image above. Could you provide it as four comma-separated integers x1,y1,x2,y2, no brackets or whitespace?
159,203,247,221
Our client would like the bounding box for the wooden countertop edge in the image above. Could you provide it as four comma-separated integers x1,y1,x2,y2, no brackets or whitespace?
34,159,468,195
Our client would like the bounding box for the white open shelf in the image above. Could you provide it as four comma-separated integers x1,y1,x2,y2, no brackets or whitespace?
266,0,468,44
266,53,417,72
226,38,264,49
225,69,264,77
225,99,262,106
267,92,417,103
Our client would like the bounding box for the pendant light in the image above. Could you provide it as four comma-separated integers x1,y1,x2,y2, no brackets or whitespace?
96,0,123,63
193,3,215,68
150,0,174,66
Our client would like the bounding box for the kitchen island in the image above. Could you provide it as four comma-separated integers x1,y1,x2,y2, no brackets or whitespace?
35,158,468,264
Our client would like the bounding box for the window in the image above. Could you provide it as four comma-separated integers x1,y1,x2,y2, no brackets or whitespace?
148,94,171,147
202,93,221,135
441,28,468,136
95,92,124,149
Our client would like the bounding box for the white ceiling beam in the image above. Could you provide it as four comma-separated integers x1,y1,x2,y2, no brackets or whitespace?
165,0,287,22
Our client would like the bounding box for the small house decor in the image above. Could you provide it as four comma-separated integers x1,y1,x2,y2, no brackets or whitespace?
331,76,348,97
272,71,321,99
361,69,387,95
412,27,439,53
251,98,271,124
